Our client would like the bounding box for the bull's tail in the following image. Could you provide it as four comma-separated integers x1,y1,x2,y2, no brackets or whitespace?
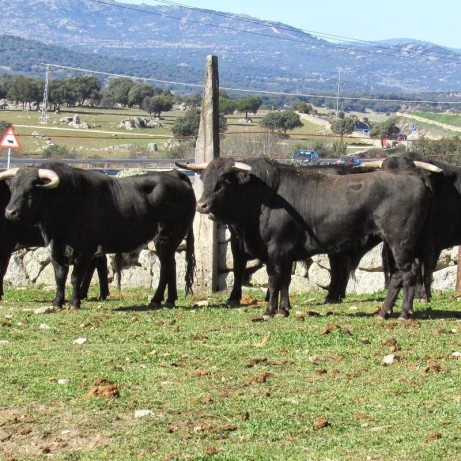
113,253,123,292
184,227,196,296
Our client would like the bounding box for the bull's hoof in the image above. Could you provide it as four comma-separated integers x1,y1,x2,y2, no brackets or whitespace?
164,301,175,309
261,310,275,320
274,309,289,318
68,301,81,310
324,297,342,304
226,299,241,308
399,311,412,320
149,301,162,310
378,309,392,320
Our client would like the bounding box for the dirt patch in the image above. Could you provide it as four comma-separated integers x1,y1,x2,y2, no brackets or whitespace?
0,404,111,458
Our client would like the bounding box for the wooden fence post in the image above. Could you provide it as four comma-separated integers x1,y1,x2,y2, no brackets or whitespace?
192,55,221,292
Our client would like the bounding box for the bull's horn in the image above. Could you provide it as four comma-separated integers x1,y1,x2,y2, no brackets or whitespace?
359,160,384,169
0,168,19,181
175,161,208,172
233,162,252,172
38,169,60,189
413,161,443,173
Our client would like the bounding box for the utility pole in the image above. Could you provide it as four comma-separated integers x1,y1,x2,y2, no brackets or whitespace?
40,65,50,124
336,69,341,115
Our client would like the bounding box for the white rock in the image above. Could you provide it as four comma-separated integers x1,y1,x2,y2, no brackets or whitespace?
134,409,152,418
73,337,87,345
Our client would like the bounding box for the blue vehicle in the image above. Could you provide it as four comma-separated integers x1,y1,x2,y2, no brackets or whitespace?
292,149,320,164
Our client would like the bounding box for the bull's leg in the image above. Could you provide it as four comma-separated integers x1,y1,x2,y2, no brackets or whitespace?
69,256,93,308
227,231,248,306
50,258,69,308
380,270,403,319
264,260,291,318
95,255,109,300
263,264,279,318
325,254,344,303
79,257,96,300
278,270,292,317
150,243,177,309
400,260,420,319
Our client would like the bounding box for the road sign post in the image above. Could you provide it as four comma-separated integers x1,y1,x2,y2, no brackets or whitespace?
0,126,21,169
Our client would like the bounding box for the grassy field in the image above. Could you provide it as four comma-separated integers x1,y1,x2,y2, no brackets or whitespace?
0,285,460,460
412,111,461,128
0,107,375,162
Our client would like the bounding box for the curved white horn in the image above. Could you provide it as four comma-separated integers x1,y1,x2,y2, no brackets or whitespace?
0,168,19,181
233,162,252,172
38,169,60,189
175,162,208,172
413,161,443,173
360,160,384,169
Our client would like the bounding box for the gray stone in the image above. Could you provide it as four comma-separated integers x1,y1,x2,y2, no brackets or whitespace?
4,253,30,286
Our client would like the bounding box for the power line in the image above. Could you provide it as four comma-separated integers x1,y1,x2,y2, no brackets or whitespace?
43,63,461,106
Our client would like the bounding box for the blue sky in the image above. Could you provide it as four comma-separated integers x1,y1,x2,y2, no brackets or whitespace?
122,0,461,49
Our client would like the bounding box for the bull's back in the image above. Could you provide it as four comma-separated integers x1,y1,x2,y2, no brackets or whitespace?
58,172,195,253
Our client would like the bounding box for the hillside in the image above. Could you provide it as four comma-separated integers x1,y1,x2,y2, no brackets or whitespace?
1,0,461,95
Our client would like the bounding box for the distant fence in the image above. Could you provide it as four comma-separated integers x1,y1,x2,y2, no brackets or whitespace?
0,157,194,170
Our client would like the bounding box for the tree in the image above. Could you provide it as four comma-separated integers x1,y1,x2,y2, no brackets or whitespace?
236,96,263,119
128,83,156,109
103,77,135,107
219,95,237,115
292,102,312,114
143,94,173,118
369,117,401,140
172,108,228,138
172,108,201,138
48,79,67,111
260,110,303,134
64,76,101,107
330,116,356,143
7,76,42,110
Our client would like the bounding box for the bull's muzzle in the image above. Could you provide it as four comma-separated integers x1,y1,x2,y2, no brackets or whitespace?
5,207,19,221
196,200,209,214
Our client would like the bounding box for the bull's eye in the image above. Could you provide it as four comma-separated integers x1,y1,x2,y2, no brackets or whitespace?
215,175,234,193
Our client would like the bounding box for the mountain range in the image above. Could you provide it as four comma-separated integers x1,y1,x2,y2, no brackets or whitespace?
1,0,461,96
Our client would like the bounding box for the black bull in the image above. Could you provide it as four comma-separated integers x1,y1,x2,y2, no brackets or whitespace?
0,180,109,300
0,162,196,309
382,152,461,301
178,157,437,319
226,164,379,306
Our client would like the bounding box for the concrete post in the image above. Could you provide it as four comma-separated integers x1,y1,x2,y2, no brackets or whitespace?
193,55,221,292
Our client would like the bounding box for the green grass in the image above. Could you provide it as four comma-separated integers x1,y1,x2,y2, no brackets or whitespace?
412,111,461,128
0,286,460,460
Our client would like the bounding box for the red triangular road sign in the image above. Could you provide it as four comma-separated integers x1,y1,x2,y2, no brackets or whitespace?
0,126,21,149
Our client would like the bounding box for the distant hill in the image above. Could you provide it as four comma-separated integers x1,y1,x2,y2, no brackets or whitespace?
1,0,461,95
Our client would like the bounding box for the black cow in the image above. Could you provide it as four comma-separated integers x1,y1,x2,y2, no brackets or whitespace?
178,157,437,319
0,162,196,309
226,163,379,306
0,181,109,301
379,152,461,302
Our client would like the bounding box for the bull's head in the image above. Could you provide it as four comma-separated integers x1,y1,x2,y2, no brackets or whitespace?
0,167,60,222
0,168,60,188
176,159,253,222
